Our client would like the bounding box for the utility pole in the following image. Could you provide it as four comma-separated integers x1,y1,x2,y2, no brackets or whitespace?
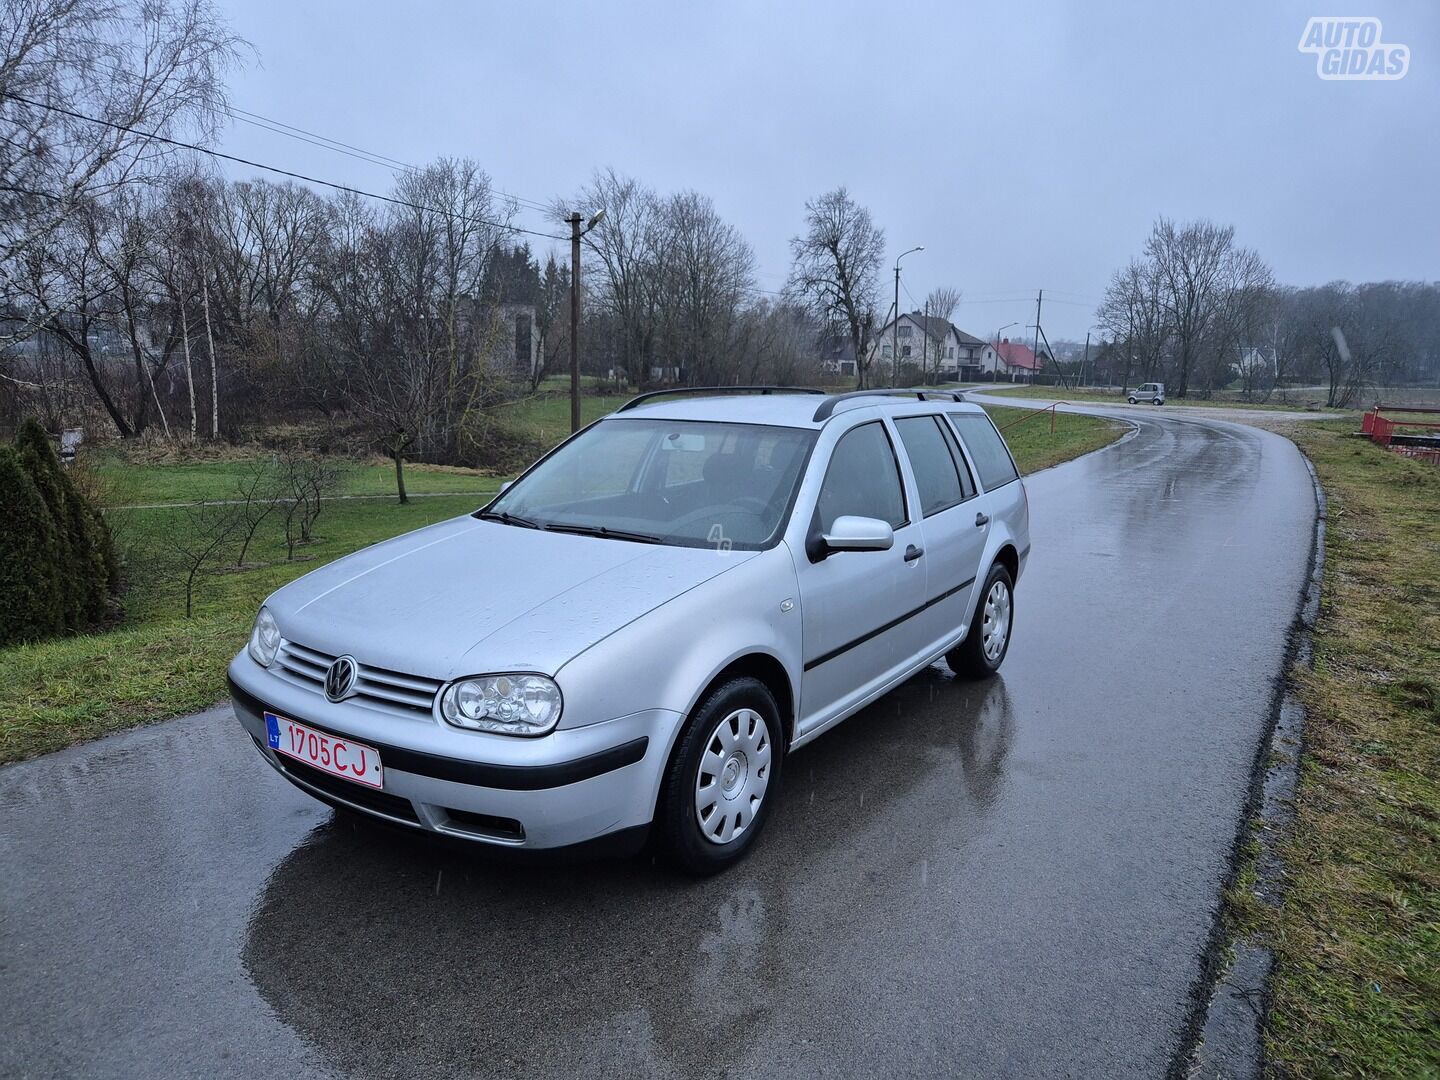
892,266,901,389
1033,289,1043,385
922,299,930,386
1082,330,1090,388
567,209,607,433
891,246,923,389
568,212,582,433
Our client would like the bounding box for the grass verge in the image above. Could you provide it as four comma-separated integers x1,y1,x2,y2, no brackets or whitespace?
0,398,1119,765
1257,421,1439,1077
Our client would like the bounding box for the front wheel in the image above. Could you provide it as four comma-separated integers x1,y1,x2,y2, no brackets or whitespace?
1127,396,1138,405
655,677,783,875
947,563,1015,679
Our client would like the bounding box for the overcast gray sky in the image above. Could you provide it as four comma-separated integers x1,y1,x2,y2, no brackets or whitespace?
217,0,1437,343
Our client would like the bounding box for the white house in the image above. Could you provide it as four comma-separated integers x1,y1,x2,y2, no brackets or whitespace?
868,313,1000,380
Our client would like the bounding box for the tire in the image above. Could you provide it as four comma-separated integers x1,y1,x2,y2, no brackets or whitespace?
655,677,783,875
1127,396,1137,405
947,563,1015,680
1153,398,1163,406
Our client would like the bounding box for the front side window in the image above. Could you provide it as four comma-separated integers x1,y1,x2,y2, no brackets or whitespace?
815,422,907,533
484,419,815,549
948,412,1020,490
895,416,966,517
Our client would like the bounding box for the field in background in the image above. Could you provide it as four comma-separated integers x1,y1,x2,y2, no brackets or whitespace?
0,396,1120,764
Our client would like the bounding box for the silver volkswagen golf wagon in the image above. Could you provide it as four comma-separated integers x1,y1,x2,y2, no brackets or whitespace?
228,388,1031,873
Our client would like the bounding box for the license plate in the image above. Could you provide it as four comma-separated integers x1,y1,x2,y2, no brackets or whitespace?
265,712,384,790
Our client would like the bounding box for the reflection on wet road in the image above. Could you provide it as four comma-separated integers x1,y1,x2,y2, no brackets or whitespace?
0,412,1315,1078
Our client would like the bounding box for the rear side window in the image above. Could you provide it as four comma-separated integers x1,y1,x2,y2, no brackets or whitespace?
949,412,1020,490
815,422,907,531
895,416,967,516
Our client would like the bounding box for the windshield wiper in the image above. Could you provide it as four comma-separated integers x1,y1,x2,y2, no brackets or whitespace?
478,510,542,530
542,522,664,545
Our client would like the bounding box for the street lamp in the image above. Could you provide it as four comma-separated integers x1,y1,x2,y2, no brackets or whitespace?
991,322,1017,383
891,246,924,388
567,208,607,432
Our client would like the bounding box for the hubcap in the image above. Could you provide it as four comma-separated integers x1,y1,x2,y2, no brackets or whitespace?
694,708,772,845
981,580,1011,662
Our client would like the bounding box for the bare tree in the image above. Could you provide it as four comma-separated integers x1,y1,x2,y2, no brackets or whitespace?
1144,218,1273,397
786,188,885,389
231,456,279,566
343,160,514,494
653,190,755,385
1,0,244,345
274,448,338,559
1097,258,1168,391
563,169,665,386
923,286,962,381
165,498,241,617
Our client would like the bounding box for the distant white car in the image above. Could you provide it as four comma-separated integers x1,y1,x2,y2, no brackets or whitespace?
229,387,1031,873
1128,382,1165,405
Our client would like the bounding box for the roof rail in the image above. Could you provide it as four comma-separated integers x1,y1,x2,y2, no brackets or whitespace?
812,388,966,422
616,385,825,412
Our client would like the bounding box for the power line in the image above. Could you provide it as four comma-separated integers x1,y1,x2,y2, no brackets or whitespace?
74,53,559,215
2,92,569,242
223,105,556,215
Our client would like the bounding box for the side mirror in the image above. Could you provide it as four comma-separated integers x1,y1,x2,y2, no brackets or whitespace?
820,515,894,555
498,480,513,493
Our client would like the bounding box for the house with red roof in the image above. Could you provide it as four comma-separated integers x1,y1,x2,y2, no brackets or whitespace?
986,338,1045,382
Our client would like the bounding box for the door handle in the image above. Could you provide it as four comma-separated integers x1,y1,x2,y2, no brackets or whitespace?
975,511,990,527
904,544,924,562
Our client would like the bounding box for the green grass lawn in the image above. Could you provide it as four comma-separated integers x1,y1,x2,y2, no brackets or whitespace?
981,405,1126,473
0,394,1120,764
974,384,1345,412
1247,422,1440,1077
94,454,498,506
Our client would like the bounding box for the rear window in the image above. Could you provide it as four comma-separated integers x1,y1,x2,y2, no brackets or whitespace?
948,412,1019,490
894,415,967,516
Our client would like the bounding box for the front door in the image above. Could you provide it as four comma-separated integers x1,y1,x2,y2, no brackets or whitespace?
795,420,928,736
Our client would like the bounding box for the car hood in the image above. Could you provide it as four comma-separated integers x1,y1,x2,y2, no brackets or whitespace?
268,515,755,680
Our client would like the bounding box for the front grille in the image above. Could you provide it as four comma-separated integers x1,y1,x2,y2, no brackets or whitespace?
275,640,441,717
277,754,421,823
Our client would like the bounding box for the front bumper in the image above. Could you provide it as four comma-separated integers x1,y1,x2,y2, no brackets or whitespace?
227,656,681,850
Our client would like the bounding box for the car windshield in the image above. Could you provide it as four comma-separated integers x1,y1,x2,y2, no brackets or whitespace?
481,418,816,550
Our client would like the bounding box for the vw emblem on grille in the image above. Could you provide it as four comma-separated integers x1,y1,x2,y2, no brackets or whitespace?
324,655,358,703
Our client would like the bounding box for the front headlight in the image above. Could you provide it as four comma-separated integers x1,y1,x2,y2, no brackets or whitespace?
248,606,281,667
440,674,562,736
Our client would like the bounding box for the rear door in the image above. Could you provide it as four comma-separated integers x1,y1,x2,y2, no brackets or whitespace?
794,420,928,734
947,408,1025,578
892,414,988,654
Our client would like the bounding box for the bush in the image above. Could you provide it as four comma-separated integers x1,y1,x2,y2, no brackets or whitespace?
14,419,95,625
10,420,121,638
0,446,65,646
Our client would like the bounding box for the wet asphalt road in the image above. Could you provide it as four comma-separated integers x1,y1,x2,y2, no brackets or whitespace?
0,408,1316,1079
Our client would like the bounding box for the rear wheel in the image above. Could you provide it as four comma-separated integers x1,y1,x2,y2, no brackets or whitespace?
655,677,783,875
1153,398,1163,406
947,563,1015,679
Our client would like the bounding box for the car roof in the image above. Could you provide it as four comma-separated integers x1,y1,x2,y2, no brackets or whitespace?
606,392,989,430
